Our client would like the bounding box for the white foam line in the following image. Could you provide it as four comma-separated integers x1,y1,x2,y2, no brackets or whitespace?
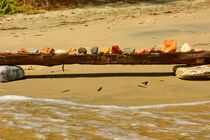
0,95,209,110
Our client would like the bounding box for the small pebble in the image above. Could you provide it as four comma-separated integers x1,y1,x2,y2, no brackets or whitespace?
78,47,87,54
162,40,177,53
40,47,55,55
18,48,27,53
68,48,77,55
112,45,122,54
122,47,135,54
181,43,194,53
102,47,110,54
54,49,68,55
90,46,98,54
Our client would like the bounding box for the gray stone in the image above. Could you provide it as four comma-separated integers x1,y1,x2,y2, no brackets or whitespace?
90,46,98,54
29,49,39,53
78,48,87,54
122,48,135,54
0,66,25,82
174,65,210,80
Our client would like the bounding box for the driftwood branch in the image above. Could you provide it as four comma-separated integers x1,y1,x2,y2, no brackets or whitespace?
0,52,210,66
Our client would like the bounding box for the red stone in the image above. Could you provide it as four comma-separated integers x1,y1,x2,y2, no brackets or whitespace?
111,45,122,54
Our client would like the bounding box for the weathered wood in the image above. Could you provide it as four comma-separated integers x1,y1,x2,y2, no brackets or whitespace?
0,51,210,66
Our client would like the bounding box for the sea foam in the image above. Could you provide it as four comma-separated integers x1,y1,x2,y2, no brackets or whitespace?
0,95,209,110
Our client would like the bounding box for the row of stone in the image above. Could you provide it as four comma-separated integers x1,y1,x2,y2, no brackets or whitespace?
2,40,202,56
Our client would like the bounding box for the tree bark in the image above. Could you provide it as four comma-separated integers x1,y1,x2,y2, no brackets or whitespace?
0,51,210,66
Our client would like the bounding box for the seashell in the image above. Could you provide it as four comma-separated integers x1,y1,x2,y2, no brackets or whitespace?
122,47,135,54
162,40,177,53
68,48,77,55
54,49,68,55
78,47,87,54
135,49,148,54
181,43,194,53
18,48,27,53
111,45,122,54
0,65,24,82
40,47,54,55
90,46,98,54
102,47,110,54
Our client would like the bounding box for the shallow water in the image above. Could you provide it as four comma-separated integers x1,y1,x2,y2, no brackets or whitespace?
0,95,209,140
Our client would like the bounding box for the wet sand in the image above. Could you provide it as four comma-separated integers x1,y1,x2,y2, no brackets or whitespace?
0,0,210,106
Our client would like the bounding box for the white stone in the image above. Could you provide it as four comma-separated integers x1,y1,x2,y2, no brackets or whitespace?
181,43,194,52
175,65,210,80
0,66,25,82
54,49,68,55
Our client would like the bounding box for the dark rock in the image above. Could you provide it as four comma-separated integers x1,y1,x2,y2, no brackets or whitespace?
78,47,87,54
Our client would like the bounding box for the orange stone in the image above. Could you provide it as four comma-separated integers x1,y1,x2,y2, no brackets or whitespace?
40,47,55,55
18,48,27,53
162,40,177,53
68,48,77,55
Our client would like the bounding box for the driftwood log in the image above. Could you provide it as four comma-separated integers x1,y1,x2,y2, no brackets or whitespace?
0,51,210,66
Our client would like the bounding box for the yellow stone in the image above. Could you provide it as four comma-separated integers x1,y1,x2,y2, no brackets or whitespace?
102,47,110,54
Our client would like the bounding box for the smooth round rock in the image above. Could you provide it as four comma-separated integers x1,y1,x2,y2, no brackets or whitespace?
78,48,87,54
0,66,25,82
90,46,98,54
102,47,110,54
174,65,210,80
181,43,194,53
54,49,68,55
122,48,135,54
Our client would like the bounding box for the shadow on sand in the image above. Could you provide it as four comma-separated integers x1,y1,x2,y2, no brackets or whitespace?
24,72,174,79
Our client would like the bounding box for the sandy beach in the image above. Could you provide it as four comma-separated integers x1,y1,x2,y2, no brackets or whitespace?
0,1,210,139
0,0,210,106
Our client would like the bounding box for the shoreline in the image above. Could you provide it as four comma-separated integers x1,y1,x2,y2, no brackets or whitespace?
0,94,210,108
